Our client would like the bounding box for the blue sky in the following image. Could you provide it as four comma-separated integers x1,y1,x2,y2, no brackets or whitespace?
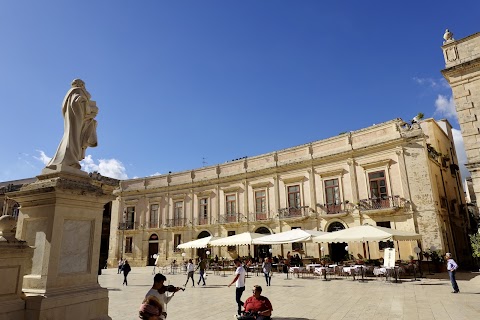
0,1,477,181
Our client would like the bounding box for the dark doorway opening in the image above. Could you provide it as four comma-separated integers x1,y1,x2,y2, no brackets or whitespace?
327,222,347,263
148,233,159,266
254,227,271,259
196,231,211,259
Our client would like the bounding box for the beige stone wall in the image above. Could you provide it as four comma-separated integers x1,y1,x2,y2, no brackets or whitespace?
109,118,469,266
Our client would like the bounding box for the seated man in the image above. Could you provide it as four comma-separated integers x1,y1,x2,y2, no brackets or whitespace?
240,285,273,320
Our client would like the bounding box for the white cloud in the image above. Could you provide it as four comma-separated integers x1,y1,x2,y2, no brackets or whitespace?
434,94,457,120
452,128,470,179
413,77,450,89
33,151,128,180
149,172,162,177
34,150,52,165
81,156,128,180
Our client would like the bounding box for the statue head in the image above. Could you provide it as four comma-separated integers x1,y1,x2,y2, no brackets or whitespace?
71,78,85,88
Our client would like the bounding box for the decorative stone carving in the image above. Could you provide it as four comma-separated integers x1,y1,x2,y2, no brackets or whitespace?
443,29,454,44
44,79,98,174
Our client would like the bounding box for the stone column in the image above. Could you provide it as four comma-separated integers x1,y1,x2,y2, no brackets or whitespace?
0,215,34,320
441,31,480,211
9,171,116,320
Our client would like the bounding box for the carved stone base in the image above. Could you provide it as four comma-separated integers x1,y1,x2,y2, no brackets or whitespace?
24,285,110,320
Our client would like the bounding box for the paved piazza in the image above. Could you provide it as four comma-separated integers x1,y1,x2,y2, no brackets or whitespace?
100,267,480,320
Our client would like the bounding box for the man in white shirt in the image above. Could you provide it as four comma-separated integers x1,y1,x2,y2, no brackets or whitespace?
228,258,246,316
445,253,459,293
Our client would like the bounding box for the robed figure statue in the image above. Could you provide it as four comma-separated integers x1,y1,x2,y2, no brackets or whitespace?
45,79,98,172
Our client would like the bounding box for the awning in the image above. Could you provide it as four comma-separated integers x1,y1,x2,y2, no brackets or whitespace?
312,224,422,243
252,229,327,244
177,236,219,249
209,232,266,247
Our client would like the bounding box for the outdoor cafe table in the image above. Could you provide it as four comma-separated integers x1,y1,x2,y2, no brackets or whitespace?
305,264,322,271
342,265,366,281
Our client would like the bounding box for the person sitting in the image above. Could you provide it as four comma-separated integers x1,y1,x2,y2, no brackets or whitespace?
139,296,163,320
239,285,273,320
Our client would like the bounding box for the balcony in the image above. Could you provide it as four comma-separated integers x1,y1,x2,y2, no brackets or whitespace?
118,221,135,230
254,212,268,221
147,221,160,228
165,218,187,227
278,206,310,219
318,202,352,215
194,217,212,226
358,196,405,212
219,213,244,224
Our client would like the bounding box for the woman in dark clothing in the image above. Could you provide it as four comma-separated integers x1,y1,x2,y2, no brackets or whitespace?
122,260,131,286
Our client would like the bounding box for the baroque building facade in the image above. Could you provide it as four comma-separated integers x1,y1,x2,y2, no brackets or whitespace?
441,30,480,216
108,118,470,267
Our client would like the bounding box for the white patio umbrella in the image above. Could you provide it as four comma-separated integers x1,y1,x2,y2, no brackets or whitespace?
252,229,327,244
209,232,266,247
312,225,422,243
177,236,220,249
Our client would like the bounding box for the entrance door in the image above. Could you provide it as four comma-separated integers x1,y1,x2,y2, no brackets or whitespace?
148,242,159,266
254,227,272,259
327,222,347,263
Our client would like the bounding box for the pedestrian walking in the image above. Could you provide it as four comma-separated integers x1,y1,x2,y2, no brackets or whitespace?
184,259,195,287
196,257,207,286
445,253,459,293
117,259,123,274
262,257,272,286
122,260,131,286
228,258,246,317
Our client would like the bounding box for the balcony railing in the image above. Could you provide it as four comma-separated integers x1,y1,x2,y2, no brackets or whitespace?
255,212,268,221
358,196,404,211
318,202,351,215
165,218,187,227
278,206,310,219
147,221,160,228
194,217,212,226
219,213,243,224
118,221,135,230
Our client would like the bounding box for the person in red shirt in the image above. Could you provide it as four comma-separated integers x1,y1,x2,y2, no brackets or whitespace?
243,285,273,320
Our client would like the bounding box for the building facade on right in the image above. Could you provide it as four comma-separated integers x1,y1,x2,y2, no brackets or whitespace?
441,30,480,214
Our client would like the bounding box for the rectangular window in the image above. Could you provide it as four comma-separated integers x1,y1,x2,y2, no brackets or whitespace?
376,221,393,251
255,190,266,213
324,179,341,213
199,198,208,224
287,185,301,208
368,171,388,199
226,194,236,220
174,201,183,220
227,231,236,251
174,234,181,252
149,204,159,228
125,236,133,253
126,206,135,229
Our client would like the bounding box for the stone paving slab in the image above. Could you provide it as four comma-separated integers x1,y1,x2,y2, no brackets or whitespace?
99,267,480,320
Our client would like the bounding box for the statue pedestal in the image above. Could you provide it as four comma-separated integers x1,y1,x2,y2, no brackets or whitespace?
9,171,116,320
0,216,34,320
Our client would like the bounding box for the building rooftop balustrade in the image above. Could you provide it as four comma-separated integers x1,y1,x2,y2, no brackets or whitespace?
118,221,135,230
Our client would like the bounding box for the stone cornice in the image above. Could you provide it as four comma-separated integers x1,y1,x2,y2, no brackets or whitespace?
249,181,272,189
280,175,306,184
358,159,392,170
316,169,345,178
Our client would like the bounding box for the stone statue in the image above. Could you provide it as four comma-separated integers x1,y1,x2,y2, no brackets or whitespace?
443,29,454,44
45,79,98,172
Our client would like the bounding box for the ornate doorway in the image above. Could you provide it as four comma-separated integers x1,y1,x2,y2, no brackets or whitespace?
148,233,159,266
327,222,346,263
196,231,211,259
254,227,272,259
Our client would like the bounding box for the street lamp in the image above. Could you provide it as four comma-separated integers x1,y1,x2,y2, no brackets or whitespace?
268,248,273,257
320,246,324,259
